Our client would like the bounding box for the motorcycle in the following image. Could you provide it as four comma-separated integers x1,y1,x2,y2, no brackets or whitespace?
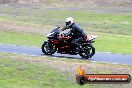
41,27,97,59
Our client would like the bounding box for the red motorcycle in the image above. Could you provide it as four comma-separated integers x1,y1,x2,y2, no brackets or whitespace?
41,27,97,59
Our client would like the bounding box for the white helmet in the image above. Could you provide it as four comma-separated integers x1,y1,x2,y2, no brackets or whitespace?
65,17,74,24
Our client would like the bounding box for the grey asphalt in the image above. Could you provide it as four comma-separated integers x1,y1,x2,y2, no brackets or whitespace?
0,44,132,65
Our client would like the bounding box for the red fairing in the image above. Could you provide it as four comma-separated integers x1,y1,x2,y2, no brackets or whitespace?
51,40,60,44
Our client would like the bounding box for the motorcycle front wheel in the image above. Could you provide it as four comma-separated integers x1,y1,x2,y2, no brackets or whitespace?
79,44,95,59
41,41,56,55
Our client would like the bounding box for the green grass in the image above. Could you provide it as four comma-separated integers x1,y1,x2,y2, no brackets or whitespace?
0,52,132,88
0,31,45,47
0,31,132,54
94,33,132,54
0,6,132,34
0,56,97,88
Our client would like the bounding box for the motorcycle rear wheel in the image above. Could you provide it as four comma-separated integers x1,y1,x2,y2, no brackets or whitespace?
79,44,95,59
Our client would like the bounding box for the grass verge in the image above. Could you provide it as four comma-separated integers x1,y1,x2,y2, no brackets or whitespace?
0,52,132,88
0,52,97,88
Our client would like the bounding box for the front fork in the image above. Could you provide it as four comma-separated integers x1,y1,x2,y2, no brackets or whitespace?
89,43,95,58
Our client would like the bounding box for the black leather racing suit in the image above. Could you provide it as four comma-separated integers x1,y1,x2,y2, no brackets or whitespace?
64,23,87,52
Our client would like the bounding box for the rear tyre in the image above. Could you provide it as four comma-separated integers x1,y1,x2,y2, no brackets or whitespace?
41,41,56,55
79,44,95,59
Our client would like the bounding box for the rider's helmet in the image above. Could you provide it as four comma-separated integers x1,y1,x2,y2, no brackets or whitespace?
65,17,74,26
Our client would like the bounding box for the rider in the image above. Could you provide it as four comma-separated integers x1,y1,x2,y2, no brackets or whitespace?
61,17,87,53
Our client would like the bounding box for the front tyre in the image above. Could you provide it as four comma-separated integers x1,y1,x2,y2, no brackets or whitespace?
79,44,95,59
41,41,56,55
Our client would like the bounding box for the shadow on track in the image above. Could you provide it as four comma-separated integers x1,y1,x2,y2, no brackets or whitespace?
41,53,93,60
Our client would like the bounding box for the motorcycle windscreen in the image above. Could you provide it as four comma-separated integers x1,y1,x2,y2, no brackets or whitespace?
47,28,61,39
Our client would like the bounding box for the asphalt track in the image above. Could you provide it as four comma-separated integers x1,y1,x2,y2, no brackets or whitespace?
0,44,132,65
